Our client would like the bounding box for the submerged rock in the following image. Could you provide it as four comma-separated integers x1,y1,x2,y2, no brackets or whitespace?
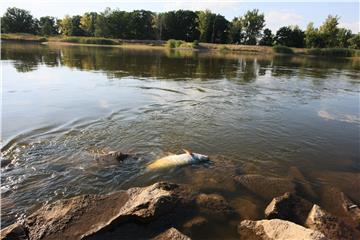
234,174,295,200
195,193,236,220
319,186,360,230
305,204,359,240
153,228,191,240
94,151,131,163
238,219,326,240
265,192,313,225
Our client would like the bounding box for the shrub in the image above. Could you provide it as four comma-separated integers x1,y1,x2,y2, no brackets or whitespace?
307,48,355,57
220,46,231,52
272,45,294,54
166,39,184,48
192,40,199,47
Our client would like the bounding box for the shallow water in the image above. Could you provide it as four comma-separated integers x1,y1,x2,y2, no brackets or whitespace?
1,42,360,238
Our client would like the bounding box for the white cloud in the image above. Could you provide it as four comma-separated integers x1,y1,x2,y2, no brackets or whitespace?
339,21,360,33
265,10,304,32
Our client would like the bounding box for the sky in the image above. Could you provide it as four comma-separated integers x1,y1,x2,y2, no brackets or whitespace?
1,1,359,33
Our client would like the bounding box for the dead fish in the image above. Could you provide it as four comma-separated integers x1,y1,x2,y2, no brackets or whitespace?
147,149,209,170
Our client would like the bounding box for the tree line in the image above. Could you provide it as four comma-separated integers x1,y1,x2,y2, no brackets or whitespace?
1,7,359,49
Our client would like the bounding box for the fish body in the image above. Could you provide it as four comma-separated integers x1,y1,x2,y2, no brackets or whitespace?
147,149,209,170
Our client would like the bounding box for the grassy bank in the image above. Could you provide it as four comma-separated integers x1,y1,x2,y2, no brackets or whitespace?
58,36,120,45
306,48,360,57
1,33,47,42
2,33,359,58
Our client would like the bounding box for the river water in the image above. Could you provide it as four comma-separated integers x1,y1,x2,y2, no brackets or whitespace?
1,42,359,238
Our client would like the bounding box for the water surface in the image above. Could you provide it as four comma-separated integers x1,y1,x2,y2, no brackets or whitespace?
1,42,359,238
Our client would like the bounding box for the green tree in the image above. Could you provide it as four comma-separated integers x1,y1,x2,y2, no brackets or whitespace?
197,10,213,42
228,17,243,44
337,28,352,48
196,10,228,43
80,12,97,36
319,15,340,47
348,33,360,49
275,26,305,48
39,16,58,36
259,28,274,46
128,10,155,40
305,22,324,48
59,15,84,36
152,13,165,40
240,9,265,45
94,8,111,37
1,7,38,33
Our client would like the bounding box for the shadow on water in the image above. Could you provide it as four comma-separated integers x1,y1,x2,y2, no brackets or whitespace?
1,42,360,238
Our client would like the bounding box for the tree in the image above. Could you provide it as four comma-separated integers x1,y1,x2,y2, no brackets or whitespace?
337,28,352,48
275,26,305,48
259,28,273,46
152,13,165,40
305,22,324,48
228,17,243,44
59,15,84,36
240,9,265,45
128,10,155,40
196,10,228,43
348,33,360,49
319,15,340,47
39,16,58,35
94,9,111,37
1,7,38,33
80,12,97,36
197,10,213,42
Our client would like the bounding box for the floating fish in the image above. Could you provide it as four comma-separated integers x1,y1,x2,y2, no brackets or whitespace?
147,149,209,170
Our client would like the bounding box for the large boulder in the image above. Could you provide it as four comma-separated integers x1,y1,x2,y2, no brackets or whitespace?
305,204,359,240
234,174,295,200
1,182,194,240
238,219,326,240
264,192,313,225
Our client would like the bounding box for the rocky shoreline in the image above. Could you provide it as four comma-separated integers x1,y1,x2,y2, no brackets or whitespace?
2,176,360,240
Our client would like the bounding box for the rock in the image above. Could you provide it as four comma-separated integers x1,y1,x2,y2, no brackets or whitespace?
234,174,295,200
230,197,259,220
238,219,326,240
183,216,207,229
195,193,235,219
0,222,28,240
0,159,12,168
319,186,360,229
17,182,193,240
153,228,191,240
288,166,317,200
305,204,359,240
94,151,131,163
265,192,313,225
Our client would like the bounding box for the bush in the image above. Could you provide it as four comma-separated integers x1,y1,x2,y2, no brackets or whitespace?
272,45,294,54
61,37,118,45
192,40,199,48
220,46,231,52
166,39,184,48
307,48,355,57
